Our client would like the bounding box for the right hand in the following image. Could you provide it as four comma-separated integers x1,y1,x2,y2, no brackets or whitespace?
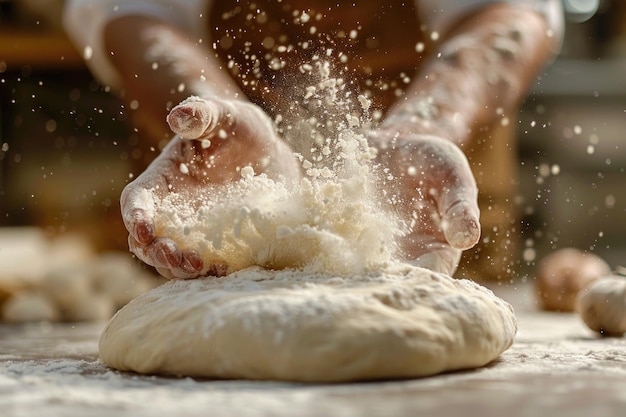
120,97,301,279
368,128,481,276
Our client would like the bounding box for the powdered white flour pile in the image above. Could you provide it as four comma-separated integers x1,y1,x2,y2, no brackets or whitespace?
154,129,397,277
150,61,401,277
100,61,517,382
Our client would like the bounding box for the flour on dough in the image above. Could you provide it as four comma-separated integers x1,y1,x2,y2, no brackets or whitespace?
99,264,516,381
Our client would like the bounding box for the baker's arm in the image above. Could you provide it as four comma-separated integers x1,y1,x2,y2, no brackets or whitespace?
383,1,562,147
64,1,300,279
102,14,245,142
369,1,562,274
63,0,243,142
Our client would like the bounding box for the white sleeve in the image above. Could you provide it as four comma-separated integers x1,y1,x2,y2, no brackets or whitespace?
63,0,210,89
418,0,564,50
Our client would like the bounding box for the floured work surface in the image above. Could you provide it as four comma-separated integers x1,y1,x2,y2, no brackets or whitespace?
3,284,626,417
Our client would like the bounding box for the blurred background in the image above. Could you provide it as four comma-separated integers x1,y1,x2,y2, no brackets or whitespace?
0,0,137,253
515,0,626,274
0,0,161,322
0,0,625,284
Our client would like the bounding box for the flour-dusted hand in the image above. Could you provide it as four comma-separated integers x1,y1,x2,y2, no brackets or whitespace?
370,129,480,275
121,97,300,279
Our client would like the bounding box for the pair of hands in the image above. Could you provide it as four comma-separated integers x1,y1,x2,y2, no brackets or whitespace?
121,97,480,279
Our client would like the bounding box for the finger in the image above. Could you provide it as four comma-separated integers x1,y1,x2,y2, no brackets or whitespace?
120,185,158,245
409,247,462,276
128,234,152,268
441,199,481,250
149,237,183,269
180,248,203,275
124,208,156,245
155,267,176,280
129,234,204,280
129,235,182,270
435,142,481,250
155,251,203,280
167,97,220,139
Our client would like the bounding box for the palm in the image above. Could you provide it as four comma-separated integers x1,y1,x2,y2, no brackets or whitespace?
370,129,480,275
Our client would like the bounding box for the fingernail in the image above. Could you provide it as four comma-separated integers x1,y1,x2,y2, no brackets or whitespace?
155,248,169,266
136,222,154,244
181,253,203,273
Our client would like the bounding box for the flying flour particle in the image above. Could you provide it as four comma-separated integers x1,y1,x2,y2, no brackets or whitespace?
152,60,403,277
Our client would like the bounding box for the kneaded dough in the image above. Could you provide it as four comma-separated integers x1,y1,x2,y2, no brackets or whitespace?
99,263,516,382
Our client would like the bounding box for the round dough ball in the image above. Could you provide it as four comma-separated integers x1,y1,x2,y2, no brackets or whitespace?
2,292,60,323
64,293,116,322
577,276,626,336
91,252,156,307
99,264,517,382
535,248,611,312
42,264,93,311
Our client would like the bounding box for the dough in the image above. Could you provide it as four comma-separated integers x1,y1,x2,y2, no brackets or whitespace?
42,265,93,311
91,252,158,307
0,228,156,323
577,276,626,336
64,293,116,322
535,248,610,312
2,292,60,323
99,264,516,382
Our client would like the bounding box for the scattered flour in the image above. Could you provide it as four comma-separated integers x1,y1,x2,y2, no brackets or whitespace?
153,61,403,277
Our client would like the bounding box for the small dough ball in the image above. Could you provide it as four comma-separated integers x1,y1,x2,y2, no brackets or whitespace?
577,276,626,336
2,292,60,323
535,248,611,312
91,252,157,307
64,293,116,322
42,264,93,311
47,232,95,270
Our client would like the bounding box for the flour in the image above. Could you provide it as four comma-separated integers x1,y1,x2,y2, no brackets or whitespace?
153,60,403,277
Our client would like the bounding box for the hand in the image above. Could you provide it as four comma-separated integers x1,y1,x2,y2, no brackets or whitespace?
120,97,300,279
369,128,481,275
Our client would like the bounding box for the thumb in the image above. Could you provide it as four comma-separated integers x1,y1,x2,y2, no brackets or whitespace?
120,184,158,245
166,96,227,140
440,187,481,251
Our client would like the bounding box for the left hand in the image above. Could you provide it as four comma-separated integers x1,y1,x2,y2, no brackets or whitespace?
368,128,481,275
120,97,301,279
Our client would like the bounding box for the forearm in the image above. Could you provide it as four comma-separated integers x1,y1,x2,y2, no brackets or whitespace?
382,3,558,148
103,15,244,143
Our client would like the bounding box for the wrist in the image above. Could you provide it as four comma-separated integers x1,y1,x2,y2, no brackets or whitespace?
380,100,469,146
